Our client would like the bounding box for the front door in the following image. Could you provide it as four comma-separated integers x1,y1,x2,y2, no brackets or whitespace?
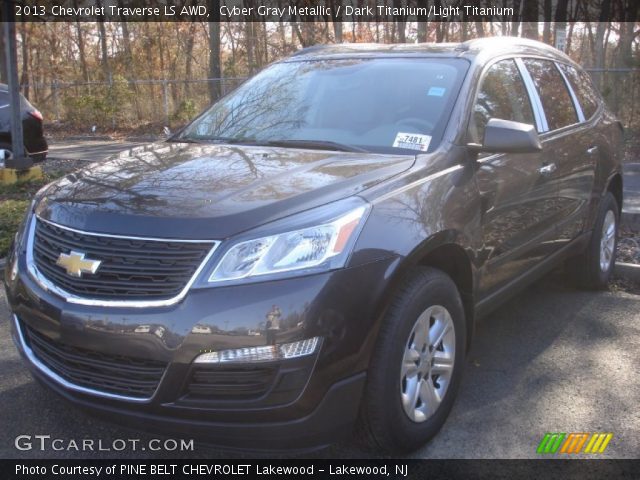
471,58,561,297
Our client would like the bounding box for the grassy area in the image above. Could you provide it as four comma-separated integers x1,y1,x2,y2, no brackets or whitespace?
0,171,67,258
0,199,30,257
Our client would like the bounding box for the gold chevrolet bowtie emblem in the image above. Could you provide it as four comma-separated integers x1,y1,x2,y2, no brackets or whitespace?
55,251,101,278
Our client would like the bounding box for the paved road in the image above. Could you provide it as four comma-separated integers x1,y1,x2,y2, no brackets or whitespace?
624,163,640,215
48,139,145,163
1,274,638,459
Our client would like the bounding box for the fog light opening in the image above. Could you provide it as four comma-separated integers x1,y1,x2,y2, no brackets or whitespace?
194,337,321,364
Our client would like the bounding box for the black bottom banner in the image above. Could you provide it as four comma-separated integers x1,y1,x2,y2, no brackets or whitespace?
3,459,640,480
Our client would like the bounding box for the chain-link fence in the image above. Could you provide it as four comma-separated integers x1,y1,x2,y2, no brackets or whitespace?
20,69,640,136
23,77,247,129
587,68,640,138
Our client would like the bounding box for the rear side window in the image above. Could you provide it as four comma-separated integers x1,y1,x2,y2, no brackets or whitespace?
470,59,535,143
556,63,600,120
523,58,578,131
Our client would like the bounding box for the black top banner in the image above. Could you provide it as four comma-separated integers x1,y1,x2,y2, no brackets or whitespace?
4,0,639,23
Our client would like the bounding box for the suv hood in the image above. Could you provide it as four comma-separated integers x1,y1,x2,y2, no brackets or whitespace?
36,142,414,239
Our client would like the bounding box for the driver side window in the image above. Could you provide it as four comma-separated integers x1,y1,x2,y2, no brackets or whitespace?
469,59,535,144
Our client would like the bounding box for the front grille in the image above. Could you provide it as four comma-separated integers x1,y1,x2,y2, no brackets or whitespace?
186,365,278,400
23,323,166,399
32,218,214,301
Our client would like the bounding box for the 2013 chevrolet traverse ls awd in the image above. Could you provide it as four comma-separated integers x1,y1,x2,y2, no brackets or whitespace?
5,38,622,453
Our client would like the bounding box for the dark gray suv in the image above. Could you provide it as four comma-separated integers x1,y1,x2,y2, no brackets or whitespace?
5,37,623,452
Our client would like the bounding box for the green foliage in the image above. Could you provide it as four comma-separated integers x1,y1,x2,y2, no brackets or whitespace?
223,57,244,78
64,75,135,128
171,99,198,125
0,200,29,258
0,171,65,198
0,170,68,257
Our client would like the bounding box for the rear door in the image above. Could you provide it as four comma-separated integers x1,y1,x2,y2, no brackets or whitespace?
521,58,595,247
472,58,560,297
554,62,604,243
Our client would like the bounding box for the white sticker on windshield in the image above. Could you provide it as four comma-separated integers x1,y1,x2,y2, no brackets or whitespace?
393,132,431,152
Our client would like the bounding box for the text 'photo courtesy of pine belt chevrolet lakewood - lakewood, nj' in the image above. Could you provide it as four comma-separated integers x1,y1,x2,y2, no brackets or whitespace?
5,37,623,453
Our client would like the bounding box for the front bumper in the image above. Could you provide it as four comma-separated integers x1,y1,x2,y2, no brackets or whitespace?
5,253,397,450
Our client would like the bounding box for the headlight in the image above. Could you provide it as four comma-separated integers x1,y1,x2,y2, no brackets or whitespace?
203,199,370,285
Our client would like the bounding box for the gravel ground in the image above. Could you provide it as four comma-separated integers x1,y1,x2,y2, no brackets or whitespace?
42,157,86,176
618,224,640,264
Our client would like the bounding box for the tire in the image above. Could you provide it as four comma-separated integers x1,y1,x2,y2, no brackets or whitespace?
0,142,13,164
568,192,619,290
357,267,466,453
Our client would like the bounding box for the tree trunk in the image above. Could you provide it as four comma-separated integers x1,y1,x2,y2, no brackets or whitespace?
612,2,638,114
118,0,133,76
417,22,428,42
542,0,552,44
593,0,611,91
262,20,269,65
71,0,89,84
333,15,343,43
117,4,141,119
0,7,6,84
460,22,469,41
553,0,569,50
95,0,110,80
521,0,539,40
208,20,221,102
617,1,639,68
185,28,195,97
511,0,521,37
20,23,29,99
245,21,256,73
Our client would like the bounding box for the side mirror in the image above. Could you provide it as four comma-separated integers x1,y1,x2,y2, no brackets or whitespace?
470,118,542,154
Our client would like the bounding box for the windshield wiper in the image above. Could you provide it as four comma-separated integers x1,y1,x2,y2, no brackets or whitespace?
167,137,204,144
168,136,247,144
168,137,366,153
260,139,367,153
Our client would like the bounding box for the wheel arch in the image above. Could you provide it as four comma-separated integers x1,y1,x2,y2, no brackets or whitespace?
387,231,477,351
606,172,623,214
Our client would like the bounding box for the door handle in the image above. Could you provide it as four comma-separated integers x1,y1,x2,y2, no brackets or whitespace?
587,146,599,155
538,163,557,175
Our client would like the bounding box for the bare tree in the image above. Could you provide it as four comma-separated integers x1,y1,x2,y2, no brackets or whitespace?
95,0,111,80
208,18,222,102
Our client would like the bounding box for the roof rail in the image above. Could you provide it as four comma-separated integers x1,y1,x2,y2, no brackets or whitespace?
464,36,550,50
291,45,332,57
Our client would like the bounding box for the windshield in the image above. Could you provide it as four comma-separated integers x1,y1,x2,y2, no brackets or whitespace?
180,57,468,154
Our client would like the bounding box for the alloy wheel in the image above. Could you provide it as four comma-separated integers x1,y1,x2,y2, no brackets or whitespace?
400,305,456,423
599,210,616,272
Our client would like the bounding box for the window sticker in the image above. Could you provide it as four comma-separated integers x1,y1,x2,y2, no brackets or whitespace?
392,132,432,152
428,86,446,97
